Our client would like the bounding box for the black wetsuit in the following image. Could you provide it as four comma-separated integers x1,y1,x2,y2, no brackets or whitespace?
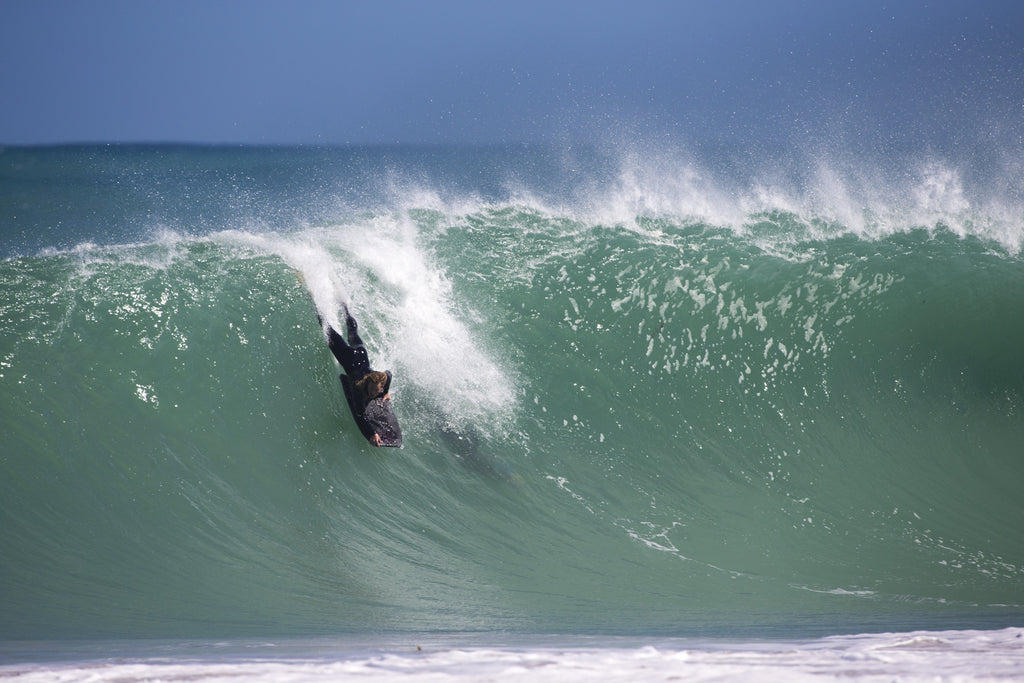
322,307,373,382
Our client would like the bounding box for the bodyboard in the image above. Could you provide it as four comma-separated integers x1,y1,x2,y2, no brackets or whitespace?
340,374,402,447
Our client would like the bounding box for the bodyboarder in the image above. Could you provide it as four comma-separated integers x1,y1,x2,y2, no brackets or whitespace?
317,304,396,447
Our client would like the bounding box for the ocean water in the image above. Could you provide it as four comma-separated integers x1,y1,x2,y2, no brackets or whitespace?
1,144,1022,680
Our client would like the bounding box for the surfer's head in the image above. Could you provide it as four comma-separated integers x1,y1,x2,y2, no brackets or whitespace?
357,371,389,398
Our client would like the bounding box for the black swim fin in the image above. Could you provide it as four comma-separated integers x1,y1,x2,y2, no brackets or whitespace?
341,302,358,335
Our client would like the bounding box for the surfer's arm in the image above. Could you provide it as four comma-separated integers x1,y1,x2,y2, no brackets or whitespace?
350,406,383,446
346,391,378,442
352,392,385,446
354,416,377,441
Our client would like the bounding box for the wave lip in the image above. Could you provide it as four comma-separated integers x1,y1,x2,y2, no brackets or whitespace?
571,150,1024,255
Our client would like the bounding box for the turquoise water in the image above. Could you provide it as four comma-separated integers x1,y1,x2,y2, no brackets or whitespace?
1,145,1022,640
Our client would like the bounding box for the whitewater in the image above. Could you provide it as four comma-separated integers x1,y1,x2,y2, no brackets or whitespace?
1,144,1022,680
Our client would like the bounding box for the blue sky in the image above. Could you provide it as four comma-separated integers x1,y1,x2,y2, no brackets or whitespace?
2,0,1022,147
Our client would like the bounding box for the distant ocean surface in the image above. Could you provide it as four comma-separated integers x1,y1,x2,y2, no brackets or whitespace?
1,144,1022,680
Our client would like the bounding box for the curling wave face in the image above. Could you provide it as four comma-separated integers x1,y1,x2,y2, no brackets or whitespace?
1,145,1022,639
